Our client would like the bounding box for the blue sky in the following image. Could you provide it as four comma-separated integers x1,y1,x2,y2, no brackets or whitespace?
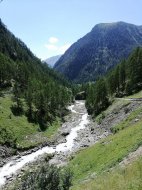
0,0,142,60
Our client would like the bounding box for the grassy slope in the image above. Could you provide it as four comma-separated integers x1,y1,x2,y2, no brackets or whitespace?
111,106,142,133
95,98,130,124
69,99,142,189
72,156,142,190
0,95,61,149
127,90,142,98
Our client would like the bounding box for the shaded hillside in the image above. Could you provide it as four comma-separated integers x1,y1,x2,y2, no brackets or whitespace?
86,47,142,117
54,22,142,83
0,19,72,149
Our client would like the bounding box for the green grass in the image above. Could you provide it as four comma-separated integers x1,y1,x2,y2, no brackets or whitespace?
0,95,61,149
111,106,142,133
105,98,130,114
95,98,130,124
69,93,142,189
72,156,142,190
95,112,106,124
127,90,142,98
68,119,142,186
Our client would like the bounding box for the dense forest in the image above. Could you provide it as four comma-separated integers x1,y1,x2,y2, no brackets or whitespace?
86,47,142,117
0,19,72,147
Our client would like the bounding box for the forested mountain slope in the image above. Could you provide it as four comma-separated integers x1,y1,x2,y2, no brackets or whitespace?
54,22,142,83
0,19,72,149
85,47,142,117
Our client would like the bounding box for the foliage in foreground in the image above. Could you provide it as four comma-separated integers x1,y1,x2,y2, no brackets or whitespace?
18,163,72,190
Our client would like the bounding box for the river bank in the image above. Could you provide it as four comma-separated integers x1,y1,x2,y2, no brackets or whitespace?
0,101,89,188
1,100,107,189
1,99,142,189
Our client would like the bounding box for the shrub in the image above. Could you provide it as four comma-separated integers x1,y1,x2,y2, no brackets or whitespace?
20,163,72,190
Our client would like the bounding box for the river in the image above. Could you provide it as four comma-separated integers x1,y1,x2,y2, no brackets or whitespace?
0,101,89,187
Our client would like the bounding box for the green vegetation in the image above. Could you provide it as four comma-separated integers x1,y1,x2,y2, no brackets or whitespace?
127,90,142,98
86,78,109,116
111,106,142,133
12,162,72,190
72,157,142,190
0,95,61,149
1,18,142,190
95,98,130,124
69,91,142,189
54,22,142,83
68,118,142,185
86,47,142,117
0,19,72,149
95,112,106,124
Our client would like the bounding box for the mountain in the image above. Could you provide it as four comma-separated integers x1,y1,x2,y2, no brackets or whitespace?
44,55,62,68
0,19,72,149
86,47,142,117
54,22,142,83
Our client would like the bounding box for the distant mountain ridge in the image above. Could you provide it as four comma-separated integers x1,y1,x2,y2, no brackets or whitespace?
54,22,142,83
44,55,62,68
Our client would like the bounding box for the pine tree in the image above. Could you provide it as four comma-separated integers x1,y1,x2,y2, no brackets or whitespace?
119,60,126,92
93,78,109,116
126,47,142,93
12,82,23,115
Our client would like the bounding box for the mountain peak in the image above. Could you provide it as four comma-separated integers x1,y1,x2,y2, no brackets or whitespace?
54,21,142,83
92,21,141,32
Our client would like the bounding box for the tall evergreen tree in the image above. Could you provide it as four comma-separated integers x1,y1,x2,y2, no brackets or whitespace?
93,78,109,116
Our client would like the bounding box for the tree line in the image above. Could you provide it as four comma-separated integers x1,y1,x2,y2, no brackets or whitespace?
0,19,72,132
86,47,142,117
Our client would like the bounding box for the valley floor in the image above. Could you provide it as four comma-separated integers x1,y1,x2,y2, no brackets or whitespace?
69,97,142,189
0,100,108,189
0,94,142,189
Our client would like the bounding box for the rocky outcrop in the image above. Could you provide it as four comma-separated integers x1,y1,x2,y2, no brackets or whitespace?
0,146,15,167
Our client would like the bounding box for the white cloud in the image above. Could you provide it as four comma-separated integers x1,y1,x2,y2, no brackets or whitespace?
44,44,58,51
49,37,59,44
44,37,72,58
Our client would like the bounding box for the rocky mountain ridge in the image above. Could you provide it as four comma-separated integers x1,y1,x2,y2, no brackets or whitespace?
54,22,142,83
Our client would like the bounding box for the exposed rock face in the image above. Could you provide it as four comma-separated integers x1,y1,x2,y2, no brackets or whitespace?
54,22,142,83
0,146,15,167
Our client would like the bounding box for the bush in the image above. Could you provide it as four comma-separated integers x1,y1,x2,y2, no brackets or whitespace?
20,163,72,190
95,112,106,124
0,126,17,148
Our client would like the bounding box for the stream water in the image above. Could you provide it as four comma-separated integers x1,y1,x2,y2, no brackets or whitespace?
0,101,89,187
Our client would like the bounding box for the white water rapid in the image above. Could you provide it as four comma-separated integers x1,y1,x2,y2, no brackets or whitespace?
0,101,89,187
